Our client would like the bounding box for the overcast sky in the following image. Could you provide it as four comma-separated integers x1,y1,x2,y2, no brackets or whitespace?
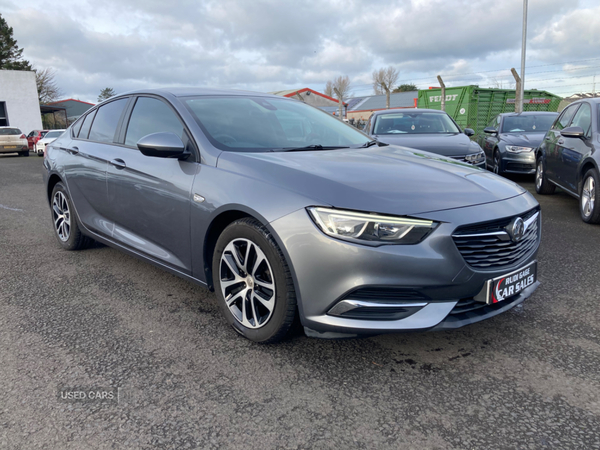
2,0,599,103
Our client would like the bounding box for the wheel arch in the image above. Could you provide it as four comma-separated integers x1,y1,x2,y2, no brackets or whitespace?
579,159,599,193
201,205,303,322
46,173,63,205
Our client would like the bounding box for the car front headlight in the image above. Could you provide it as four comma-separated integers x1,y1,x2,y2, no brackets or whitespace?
465,150,485,164
307,207,437,245
506,145,533,153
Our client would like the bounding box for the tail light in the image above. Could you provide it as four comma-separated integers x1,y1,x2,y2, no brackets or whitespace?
20,134,26,139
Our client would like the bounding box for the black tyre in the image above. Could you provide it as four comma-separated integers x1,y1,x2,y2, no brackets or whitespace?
212,218,297,343
580,169,600,224
19,150,29,157
493,150,503,176
51,183,93,250
37,152,44,157
535,157,555,195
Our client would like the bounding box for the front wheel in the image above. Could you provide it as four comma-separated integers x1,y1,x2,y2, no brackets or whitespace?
580,169,600,224
493,152,503,176
212,218,297,343
535,158,555,195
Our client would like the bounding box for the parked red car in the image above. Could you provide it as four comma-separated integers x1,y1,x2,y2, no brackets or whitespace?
26,130,48,150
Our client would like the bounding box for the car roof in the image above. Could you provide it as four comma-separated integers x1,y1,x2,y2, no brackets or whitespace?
114,87,278,99
498,111,558,117
567,97,600,105
371,108,447,117
0,126,21,129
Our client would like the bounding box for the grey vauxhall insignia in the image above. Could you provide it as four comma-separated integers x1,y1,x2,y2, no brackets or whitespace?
43,88,541,343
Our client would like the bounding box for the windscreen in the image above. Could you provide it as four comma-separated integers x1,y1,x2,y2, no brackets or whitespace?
0,128,22,135
373,112,460,135
502,115,556,133
183,96,370,152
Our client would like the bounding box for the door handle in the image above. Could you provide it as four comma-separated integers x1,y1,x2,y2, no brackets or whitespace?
558,139,564,145
68,146,79,154
109,158,127,169
545,136,551,140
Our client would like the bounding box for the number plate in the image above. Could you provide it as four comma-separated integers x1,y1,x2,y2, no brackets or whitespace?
482,261,537,304
4,146,17,149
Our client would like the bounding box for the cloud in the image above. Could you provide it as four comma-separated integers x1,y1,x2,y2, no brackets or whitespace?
3,0,598,102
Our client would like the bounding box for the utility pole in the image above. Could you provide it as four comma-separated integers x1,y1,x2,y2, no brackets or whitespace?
511,68,523,113
519,0,528,113
333,87,343,120
437,75,446,112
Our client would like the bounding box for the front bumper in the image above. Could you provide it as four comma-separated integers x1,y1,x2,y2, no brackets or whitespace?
270,192,540,337
502,151,536,174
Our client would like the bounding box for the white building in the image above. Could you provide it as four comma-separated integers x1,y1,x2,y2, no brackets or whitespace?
0,70,43,133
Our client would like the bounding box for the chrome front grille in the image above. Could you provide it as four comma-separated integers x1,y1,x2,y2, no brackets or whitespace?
452,209,540,269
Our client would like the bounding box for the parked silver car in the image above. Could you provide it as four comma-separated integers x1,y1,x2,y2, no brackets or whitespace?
43,88,541,342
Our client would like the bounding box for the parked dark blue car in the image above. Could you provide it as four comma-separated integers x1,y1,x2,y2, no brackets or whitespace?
535,98,600,223
476,111,558,176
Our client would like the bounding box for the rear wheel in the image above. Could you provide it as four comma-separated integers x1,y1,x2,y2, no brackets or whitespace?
580,169,600,224
19,150,29,157
535,157,555,195
51,183,93,250
212,218,297,343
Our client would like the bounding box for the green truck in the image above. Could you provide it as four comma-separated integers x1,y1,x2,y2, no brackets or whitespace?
417,85,562,136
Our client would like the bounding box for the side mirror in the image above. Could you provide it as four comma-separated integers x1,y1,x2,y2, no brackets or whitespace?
137,132,187,158
483,127,498,135
464,128,475,137
560,126,585,139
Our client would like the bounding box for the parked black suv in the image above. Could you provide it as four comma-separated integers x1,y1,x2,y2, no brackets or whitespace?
535,98,600,223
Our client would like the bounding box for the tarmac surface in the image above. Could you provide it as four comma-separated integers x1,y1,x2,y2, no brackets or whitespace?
1,154,599,449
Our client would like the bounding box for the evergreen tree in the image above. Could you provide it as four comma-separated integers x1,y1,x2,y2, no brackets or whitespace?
0,13,32,70
98,87,116,102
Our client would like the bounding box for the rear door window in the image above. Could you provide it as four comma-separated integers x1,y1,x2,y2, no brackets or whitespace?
88,98,129,143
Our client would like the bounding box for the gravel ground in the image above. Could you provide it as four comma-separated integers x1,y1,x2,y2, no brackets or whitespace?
1,154,599,449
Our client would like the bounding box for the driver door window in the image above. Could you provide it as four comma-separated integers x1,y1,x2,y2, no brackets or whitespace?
570,103,591,137
553,104,579,131
125,97,185,147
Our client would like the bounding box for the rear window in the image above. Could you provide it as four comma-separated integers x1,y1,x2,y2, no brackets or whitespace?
44,131,63,139
0,128,22,135
88,98,128,143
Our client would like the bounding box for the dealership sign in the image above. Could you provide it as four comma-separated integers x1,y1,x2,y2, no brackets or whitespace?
506,98,551,104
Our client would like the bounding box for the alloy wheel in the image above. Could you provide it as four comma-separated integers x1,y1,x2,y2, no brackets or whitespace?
219,238,276,329
494,155,500,174
536,160,543,190
52,191,71,242
581,176,596,218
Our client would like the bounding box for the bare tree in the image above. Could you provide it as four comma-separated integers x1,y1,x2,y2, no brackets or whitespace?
330,75,351,119
36,68,63,104
324,80,334,98
372,66,399,109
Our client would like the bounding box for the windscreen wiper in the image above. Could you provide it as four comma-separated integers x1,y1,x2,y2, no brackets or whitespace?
272,145,350,152
357,140,388,148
